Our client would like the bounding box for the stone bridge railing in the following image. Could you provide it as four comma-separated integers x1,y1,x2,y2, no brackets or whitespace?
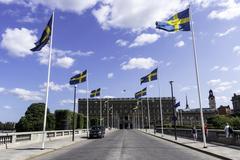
0,129,87,149
155,128,240,146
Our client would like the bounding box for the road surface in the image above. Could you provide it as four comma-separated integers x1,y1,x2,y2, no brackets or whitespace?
32,130,220,160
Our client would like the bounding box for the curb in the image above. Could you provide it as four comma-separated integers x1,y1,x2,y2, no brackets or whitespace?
140,131,232,160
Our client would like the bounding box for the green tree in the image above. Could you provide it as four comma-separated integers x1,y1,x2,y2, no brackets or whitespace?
55,110,72,130
77,113,84,129
15,103,55,132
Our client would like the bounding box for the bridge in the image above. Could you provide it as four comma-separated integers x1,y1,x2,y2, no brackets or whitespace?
1,129,240,160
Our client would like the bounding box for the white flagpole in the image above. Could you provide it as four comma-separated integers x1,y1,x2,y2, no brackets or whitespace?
86,71,89,137
157,66,164,137
189,5,207,148
41,11,54,150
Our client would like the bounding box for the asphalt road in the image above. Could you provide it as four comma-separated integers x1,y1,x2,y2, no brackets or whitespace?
32,130,220,160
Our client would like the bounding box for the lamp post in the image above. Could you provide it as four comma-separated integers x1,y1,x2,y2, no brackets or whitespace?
170,81,177,140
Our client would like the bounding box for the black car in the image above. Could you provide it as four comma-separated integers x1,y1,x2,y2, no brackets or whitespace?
89,126,105,138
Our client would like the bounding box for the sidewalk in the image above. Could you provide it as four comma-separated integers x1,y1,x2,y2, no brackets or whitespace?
140,129,240,160
0,129,117,160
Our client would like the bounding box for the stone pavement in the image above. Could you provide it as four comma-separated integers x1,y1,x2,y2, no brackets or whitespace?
0,129,117,160
141,129,240,160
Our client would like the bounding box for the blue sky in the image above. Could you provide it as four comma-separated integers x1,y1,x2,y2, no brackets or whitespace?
1,0,240,122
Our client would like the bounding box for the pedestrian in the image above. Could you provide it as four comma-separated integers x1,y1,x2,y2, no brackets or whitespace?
229,125,234,138
192,125,197,142
224,123,230,138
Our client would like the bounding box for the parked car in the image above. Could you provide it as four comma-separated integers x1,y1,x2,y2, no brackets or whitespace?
89,126,105,138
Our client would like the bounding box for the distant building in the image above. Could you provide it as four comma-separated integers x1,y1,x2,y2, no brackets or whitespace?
78,97,174,129
217,105,231,115
231,93,240,114
208,90,216,110
178,108,217,126
177,90,217,126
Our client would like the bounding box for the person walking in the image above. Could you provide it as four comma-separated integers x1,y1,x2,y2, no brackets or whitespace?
192,125,197,142
224,123,230,138
204,123,208,137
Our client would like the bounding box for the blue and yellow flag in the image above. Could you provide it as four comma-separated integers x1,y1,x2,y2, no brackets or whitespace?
140,68,157,84
135,88,147,99
31,15,53,51
155,8,190,32
90,88,101,98
69,70,87,85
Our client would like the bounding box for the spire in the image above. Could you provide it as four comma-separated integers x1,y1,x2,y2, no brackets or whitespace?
185,95,190,109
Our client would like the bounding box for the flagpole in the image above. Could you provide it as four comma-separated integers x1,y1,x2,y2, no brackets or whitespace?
86,71,89,137
157,66,164,137
41,11,54,150
189,5,207,148
141,98,144,129
147,96,151,132
72,85,77,141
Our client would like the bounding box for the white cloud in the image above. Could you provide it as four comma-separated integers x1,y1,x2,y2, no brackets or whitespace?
129,33,160,48
101,56,115,61
207,79,221,86
0,87,5,93
0,59,8,63
1,28,37,57
175,40,185,48
210,66,220,71
19,0,100,15
92,0,188,31
77,89,90,94
180,87,191,92
215,27,237,37
17,14,37,23
115,39,129,47
233,65,240,71
121,57,158,70
208,0,240,20
219,66,229,72
233,45,240,55
38,48,92,68
207,79,238,93
72,70,81,75
215,96,229,103
10,88,43,101
104,95,115,98
166,62,172,67
40,81,70,92
3,105,12,109
107,72,114,79
55,56,75,69
210,66,229,72
60,99,77,105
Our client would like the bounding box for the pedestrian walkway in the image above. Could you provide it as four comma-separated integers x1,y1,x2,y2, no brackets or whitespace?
141,129,240,160
0,129,117,160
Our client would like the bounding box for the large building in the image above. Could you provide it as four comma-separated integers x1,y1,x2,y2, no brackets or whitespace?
78,97,175,129
232,93,240,114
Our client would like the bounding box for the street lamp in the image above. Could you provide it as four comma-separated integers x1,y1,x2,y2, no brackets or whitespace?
170,81,177,140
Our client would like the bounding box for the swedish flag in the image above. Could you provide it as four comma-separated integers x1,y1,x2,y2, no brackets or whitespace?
140,68,157,84
31,15,53,51
90,88,101,98
155,8,190,32
69,70,87,85
135,88,147,99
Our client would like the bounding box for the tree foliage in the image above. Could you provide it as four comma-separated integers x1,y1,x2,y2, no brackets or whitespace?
207,115,240,129
15,103,55,132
